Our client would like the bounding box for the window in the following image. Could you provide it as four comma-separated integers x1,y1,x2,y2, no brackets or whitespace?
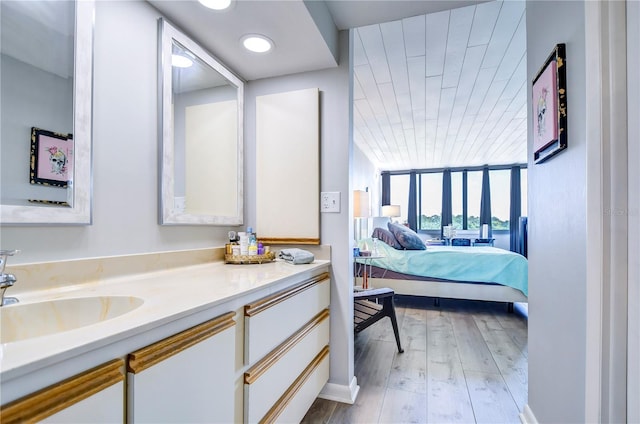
419,173,442,230
389,174,409,224
489,169,510,230
466,171,482,230
451,172,463,228
384,166,527,234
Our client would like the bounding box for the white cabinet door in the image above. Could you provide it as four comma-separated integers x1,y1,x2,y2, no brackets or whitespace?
128,312,235,424
1,359,125,424
43,382,124,424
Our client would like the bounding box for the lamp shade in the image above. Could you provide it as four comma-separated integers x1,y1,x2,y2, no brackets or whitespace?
382,204,401,218
353,190,370,218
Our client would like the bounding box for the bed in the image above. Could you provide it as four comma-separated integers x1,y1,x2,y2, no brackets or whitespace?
355,237,528,307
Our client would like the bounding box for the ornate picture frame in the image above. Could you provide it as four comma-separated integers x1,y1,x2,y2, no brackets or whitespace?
532,43,567,164
30,127,74,188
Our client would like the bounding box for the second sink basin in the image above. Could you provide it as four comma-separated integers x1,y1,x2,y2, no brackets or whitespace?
1,296,144,344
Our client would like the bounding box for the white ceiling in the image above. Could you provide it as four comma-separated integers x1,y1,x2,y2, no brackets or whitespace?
0,1,74,78
147,0,528,171
352,0,527,171
148,0,339,80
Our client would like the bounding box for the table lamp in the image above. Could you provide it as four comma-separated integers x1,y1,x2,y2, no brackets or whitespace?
381,205,401,223
353,190,370,240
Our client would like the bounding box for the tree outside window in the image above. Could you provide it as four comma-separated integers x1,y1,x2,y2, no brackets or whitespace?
419,173,442,230
451,172,463,228
489,169,511,230
466,171,482,230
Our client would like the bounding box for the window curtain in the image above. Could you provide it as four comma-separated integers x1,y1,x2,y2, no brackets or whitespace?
381,172,390,206
509,166,522,252
462,171,468,229
441,169,452,238
408,171,417,231
479,167,492,238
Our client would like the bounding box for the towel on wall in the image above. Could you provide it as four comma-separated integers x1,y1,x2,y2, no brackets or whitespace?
278,248,315,265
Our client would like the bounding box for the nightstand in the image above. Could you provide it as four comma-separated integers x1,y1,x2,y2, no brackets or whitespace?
473,238,495,247
354,255,384,290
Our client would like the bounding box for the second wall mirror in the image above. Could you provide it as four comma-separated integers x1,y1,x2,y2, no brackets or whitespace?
158,18,244,225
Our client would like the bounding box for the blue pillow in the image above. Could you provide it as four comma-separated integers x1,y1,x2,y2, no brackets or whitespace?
371,227,402,250
395,229,427,250
387,222,426,250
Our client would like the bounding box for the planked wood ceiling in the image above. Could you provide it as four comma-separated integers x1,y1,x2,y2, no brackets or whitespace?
353,0,527,171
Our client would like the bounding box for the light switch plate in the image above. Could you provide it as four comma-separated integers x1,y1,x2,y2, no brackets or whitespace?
320,192,340,213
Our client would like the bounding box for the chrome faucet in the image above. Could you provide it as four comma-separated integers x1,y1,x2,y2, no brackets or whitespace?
0,249,20,306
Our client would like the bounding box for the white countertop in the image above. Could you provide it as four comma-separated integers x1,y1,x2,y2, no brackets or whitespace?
0,259,330,382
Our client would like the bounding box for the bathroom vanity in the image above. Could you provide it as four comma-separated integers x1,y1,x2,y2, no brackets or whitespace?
0,248,330,423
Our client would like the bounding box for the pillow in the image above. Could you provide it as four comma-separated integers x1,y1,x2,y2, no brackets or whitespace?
371,227,402,250
387,222,426,250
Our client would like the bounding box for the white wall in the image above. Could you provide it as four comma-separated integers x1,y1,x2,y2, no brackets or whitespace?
244,32,354,395
526,1,588,422
352,143,378,212
627,1,640,421
352,143,378,238
173,85,237,195
0,1,238,265
0,54,73,205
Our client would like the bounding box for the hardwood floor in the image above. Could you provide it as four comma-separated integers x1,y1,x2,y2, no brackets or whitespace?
302,296,528,424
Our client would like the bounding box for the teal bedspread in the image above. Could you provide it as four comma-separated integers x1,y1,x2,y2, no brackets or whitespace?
357,238,528,296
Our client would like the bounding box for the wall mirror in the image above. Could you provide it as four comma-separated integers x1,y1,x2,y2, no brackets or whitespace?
158,19,244,225
0,0,93,225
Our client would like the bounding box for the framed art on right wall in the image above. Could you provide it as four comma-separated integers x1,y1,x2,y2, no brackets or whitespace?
532,43,567,164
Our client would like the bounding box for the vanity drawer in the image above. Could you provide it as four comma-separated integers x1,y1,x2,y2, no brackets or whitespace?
244,309,329,423
267,347,330,424
244,272,329,365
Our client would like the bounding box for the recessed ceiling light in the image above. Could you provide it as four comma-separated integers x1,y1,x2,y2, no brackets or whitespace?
172,54,193,68
198,0,232,10
241,34,274,53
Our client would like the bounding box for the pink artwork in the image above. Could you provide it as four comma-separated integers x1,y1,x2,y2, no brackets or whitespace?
532,59,558,153
30,128,74,187
532,44,567,164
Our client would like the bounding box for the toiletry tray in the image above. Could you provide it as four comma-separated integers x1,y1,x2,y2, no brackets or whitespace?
224,251,276,264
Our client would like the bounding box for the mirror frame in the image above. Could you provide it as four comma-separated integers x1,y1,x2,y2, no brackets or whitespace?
0,0,94,225
158,18,244,226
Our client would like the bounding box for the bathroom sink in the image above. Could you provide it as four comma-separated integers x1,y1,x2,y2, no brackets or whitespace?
1,296,144,343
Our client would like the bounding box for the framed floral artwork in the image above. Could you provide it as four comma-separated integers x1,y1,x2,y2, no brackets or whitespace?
30,127,74,187
532,43,567,164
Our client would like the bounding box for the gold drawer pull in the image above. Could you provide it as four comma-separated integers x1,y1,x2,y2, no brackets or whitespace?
128,311,235,374
259,345,330,424
244,308,329,384
244,273,329,317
